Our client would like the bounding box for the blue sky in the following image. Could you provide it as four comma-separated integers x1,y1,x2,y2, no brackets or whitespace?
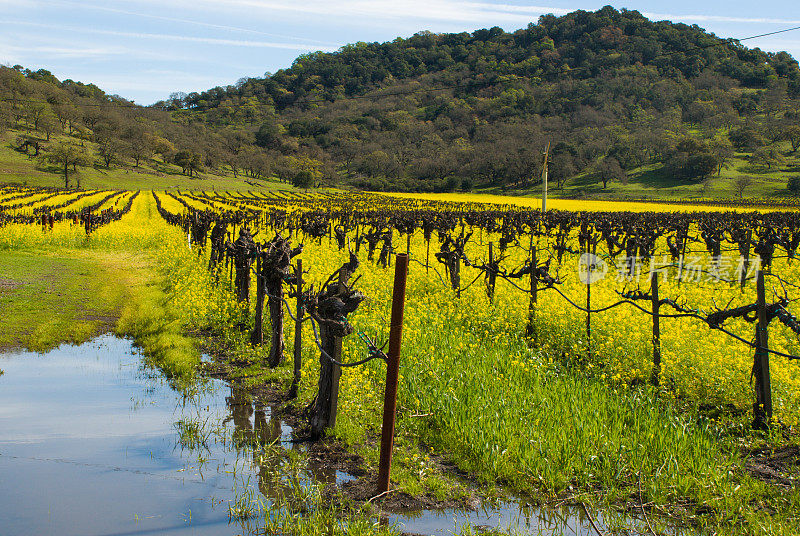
1,0,799,105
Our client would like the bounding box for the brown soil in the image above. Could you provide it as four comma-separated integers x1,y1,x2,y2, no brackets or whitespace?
81,314,120,335
744,445,800,488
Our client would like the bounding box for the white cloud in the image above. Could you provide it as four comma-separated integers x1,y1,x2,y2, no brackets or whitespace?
1,44,128,59
0,20,340,51
133,0,545,24
35,0,338,46
641,12,800,25
88,28,341,51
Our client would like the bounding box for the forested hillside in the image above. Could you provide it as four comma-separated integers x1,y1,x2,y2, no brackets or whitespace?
2,6,800,195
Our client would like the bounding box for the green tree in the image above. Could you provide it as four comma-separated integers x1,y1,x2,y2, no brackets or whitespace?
709,136,734,175
174,150,204,177
0,102,11,133
284,156,322,188
751,145,784,170
37,110,60,141
597,156,626,189
787,176,800,194
781,125,800,153
733,175,754,198
255,118,283,149
98,138,122,168
45,140,90,188
728,127,765,151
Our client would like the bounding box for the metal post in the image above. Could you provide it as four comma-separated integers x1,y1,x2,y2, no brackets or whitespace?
753,267,772,429
651,270,661,387
526,240,538,342
586,239,594,362
542,141,550,213
289,260,303,399
377,253,409,494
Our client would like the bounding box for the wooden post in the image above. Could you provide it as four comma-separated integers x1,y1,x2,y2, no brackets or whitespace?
388,230,393,268
486,242,496,303
425,238,430,274
289,260,303,399
377,253,409,494
525,237,538,341
651,270,661,387
586,239,595,362
753,267,772,429
740,229,752,289
677,224,688,286
454,255,461,299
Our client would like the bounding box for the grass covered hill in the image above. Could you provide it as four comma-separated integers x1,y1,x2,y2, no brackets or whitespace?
1,6,799,197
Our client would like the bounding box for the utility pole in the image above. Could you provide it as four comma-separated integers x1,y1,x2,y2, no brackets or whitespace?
542,141,550,213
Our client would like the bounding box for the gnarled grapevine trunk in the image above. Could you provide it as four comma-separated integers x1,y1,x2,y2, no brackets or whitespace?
308,254,364,439
229,228,257,304
249,234,303,367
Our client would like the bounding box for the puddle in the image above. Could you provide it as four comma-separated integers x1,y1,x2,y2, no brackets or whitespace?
0,335,675,536
386,502,616,536
0,335,291,536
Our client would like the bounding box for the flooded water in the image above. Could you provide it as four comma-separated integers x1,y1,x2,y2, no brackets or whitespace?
0,335,651,536
0,335,289,536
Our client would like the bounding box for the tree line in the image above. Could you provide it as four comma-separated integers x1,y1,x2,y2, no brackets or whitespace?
2,6,800,192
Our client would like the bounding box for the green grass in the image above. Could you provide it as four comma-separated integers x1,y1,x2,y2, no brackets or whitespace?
114,256,202,381
0,130,291,191
484,143,800,202
0,193,203,380
0,251,128,351
147,224,800,535
0,246,201,379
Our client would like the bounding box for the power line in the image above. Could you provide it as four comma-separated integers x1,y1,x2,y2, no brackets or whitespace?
1,23,799,111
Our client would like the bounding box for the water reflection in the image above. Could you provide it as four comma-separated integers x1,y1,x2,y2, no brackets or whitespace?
0,337,688,536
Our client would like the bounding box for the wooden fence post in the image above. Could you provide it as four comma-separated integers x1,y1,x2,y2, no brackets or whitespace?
753,266,773,429
740,228,752,289
486,241,496,303
585,239,595,362
651,270,661,387
525,241,538,341
289,259,303,399
377,253,409,494
425,238,430,274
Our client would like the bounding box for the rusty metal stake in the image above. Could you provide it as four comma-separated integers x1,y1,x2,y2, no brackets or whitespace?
753,266,772,429
651,270,661,387
377,253,409,494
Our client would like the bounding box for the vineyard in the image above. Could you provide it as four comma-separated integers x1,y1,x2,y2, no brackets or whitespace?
2,185,800,534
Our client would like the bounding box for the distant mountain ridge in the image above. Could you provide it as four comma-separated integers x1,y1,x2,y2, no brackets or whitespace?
2,6,799,196
169,6,798,113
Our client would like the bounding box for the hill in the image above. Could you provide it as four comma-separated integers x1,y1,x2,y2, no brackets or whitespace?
1,6,799,197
